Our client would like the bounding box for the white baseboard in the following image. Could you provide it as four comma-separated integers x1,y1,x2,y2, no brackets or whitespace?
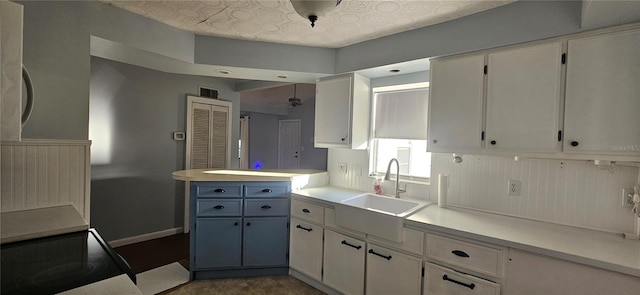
108,227,184,248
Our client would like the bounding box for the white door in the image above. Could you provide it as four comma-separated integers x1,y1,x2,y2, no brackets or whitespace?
278,119,301,169
427,54,485,153
315,75,352,146
485,42,563,153
564,28,640,156
323,230,365,295
366,244,422,295
289,218,323,281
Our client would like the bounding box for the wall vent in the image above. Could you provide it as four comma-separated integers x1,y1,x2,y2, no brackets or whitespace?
199,87,219,99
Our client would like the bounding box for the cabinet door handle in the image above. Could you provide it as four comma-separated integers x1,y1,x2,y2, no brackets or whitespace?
451,250,470,258
246,222,251,227
570,141,579,147
213,205,225,209
296,225,312,232
302,208,311,213
341,240,362,250
234,222,238,226
368,249,392,260
443,275,475,290
261,205,272,209
214,188,225,193
490,140,497,145
261,189,273,193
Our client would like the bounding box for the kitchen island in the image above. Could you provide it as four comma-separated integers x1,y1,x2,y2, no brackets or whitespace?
172,169,328,280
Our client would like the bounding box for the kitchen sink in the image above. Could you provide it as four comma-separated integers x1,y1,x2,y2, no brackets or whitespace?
335,193,430,242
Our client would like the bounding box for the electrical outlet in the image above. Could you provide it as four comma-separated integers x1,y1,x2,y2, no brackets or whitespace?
508,179,521,196
338,162,348,174
622,188,634,208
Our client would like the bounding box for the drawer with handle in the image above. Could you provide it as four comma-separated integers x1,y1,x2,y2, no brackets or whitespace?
196,199,242,217
426,234,504,278
244,199,289,216
244,183,290,198
291,199,324,224
424,262,500,295
194,183,243,198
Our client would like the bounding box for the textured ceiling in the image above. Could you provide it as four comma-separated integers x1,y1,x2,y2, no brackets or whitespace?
104,0,515,48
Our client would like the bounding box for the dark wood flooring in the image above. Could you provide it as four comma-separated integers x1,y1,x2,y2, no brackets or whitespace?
114,233,190,274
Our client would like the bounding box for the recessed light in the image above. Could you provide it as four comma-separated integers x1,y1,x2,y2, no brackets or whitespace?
389,69,401,73
217,69,231,75
277,75,288,79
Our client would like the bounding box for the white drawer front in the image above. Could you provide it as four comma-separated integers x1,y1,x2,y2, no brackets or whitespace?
426,234,504,278
368,227,424,256
291,199,324,224
323,208,366,238
425,263,501,295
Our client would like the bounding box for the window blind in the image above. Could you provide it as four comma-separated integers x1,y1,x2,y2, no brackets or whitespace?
374,88,428,139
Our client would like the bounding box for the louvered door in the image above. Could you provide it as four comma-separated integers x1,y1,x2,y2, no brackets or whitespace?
186,96,232,169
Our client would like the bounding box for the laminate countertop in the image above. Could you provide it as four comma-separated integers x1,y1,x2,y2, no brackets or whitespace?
293,186,640,278
172,169,327,183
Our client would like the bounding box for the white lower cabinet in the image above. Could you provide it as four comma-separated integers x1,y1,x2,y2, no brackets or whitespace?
289,218,324,281
323,230,365,295
424,263,500,295
506,249,640,295
366,244,423,295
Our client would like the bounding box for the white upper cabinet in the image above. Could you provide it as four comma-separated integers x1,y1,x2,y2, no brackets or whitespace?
485,42,564,153
314,73,370,149
564,28,640,156
427,54,485,153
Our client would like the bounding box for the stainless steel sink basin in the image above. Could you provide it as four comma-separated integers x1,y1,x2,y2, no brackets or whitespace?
335,193,429,242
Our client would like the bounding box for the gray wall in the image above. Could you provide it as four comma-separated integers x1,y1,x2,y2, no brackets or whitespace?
245,112,282,170
90,57,239,241
242,98,327,171
285,98,327,171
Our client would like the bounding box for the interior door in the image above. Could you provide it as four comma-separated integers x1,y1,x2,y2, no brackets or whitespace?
278,119,301,169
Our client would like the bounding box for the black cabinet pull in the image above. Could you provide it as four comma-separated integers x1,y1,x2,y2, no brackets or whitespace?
213,205,224,209
443,275,475,290
214,188,225,193
246,222,251,226
261,188,273,193
368,249,392,260
296,225,312,232
261,205,272,209
432,139,438,144
234,222,238,226
451,250,470,258
570,141,579,147
341,240,362,250
302,208,311,213
490,140,497,145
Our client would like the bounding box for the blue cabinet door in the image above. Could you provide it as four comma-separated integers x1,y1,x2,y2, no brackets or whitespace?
243,217,289,267
195,217,242,269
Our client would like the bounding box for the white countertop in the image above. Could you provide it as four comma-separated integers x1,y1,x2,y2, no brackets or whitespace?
57,274,142,295
172,168,326,182
293,186,640,277
1,205,89,244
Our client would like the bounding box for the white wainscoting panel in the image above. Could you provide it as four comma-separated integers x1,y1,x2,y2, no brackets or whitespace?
430,153,640,234
1,140,91,221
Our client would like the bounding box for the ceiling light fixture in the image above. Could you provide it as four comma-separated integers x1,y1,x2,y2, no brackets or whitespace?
290,0,342,28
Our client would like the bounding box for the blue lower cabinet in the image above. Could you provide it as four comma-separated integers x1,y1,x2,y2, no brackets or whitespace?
243,217,289,267
191,181,290,279
194,218,242,269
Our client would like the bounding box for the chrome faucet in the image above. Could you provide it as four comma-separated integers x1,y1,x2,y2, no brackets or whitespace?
384,158,406,198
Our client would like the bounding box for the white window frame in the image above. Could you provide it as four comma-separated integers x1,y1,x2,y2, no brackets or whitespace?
369,82,431,183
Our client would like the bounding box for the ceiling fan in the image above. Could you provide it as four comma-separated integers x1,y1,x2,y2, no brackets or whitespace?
287,84,303,107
